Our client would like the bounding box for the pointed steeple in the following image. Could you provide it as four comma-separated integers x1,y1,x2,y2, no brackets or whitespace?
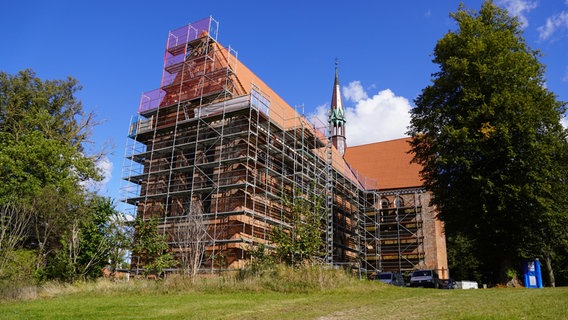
330,60,346,156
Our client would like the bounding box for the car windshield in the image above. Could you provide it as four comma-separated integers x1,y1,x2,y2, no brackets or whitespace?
378,273,392,280
412,270,431,277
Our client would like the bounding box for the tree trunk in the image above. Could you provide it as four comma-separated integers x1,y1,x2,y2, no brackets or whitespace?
544,254,555,288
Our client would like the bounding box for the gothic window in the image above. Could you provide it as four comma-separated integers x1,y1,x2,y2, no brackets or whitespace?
395,196,404,208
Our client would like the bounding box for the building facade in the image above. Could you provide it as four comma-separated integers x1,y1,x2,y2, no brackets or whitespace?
346,139,448,278
120,17,447,277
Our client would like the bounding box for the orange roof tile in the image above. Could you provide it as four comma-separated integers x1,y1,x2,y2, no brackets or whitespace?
344,137,423,190
217,43,297,128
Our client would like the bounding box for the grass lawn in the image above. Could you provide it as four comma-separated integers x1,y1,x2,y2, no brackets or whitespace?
1,278,566,320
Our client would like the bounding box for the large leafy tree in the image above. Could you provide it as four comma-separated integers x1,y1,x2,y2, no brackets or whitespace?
408,1,568,284
0,69,103,282
0,69,99,200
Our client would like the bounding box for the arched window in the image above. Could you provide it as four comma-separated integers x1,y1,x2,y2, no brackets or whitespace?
395,196,404,208
380,198,390,209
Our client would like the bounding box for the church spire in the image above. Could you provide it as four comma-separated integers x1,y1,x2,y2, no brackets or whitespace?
330,60,346,156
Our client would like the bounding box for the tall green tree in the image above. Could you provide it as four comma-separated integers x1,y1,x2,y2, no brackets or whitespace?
408,1,568,284
0,69,103,282
0,69,100,200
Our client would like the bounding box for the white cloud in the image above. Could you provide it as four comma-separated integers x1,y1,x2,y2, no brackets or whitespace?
96,156,113,186
313,81,412,147
497,0,537,28
561,116,568,130
342,81,368,102
538,11,568,41
83,156,113,191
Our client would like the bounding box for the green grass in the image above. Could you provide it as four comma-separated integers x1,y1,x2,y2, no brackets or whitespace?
1,268,566,319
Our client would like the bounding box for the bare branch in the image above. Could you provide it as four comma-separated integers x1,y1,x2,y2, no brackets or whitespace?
0,202,32,271
169,200,209,278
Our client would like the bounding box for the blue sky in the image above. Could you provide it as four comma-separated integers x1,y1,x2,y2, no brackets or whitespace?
1,0,567,204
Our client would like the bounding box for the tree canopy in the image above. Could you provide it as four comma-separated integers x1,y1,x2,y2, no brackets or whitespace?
0,69,100,201
408,1,568,284
0,69,130,284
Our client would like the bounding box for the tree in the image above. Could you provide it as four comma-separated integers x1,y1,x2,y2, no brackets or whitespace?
131,218,175,277
0,69,100,201
38,195,129,282
31,185,78,277
76,196,131,279
445,233,481,282
105,205,132,273
169,200,208,278
0,202,32,278
245,243,275,274
170,201,209,277
272,192,325,267
518,139,568,286
0,69,103,282
408,1,568,284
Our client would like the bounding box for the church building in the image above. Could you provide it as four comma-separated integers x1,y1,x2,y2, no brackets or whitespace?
121,16,448,278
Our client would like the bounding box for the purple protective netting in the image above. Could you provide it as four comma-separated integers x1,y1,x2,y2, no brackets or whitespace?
161,17,213,88
164,53,185,71
166,25,192,50
162,51,184,87
139,17,213,114
187,17,212,41
166,17,211,51
160,70,177,88
138,89,166,114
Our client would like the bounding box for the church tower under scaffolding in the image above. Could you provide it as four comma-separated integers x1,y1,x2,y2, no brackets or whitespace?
120,16,448,277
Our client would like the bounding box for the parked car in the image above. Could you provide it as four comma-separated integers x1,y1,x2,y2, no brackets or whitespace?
375,271,405,287
439,278,455,289
409,269,439,288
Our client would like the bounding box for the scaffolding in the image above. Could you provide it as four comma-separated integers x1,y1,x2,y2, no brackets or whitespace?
361,189,426,274
119,17,429,276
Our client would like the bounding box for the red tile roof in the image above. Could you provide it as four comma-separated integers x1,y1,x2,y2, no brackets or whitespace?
344,137,423,190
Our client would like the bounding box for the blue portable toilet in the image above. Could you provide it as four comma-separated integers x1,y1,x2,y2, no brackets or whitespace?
523,259,543,288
